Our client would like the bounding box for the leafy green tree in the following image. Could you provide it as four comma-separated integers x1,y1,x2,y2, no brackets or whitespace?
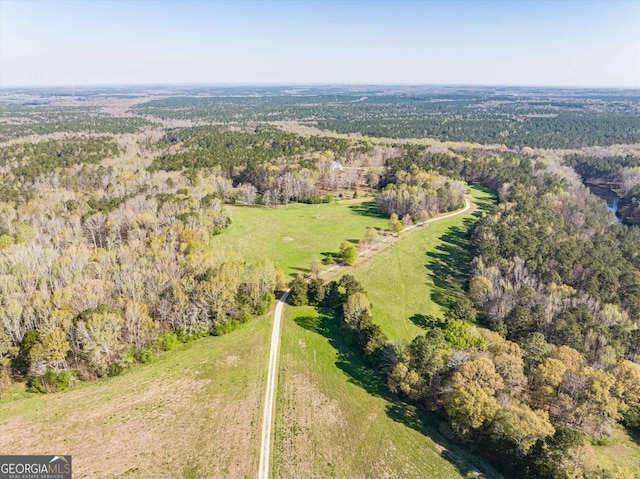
288,275,308,306
451,357,504,396
532,357,566,406
0,330,16,364
338,274,365,297
408,330,451,387
445,297,477,323
444,383,500,432
339,241,358,266
388,361,424,400
343,292,372,331
14,223,35,244
0,234,14,249
491,402,555,454
307,278,326,306
442,319,487,350
523,427,584,479
28,329,70,376
360,323,388,364
469,275,493,305
615,360,640,428
521,332,552,370
14,329,40,376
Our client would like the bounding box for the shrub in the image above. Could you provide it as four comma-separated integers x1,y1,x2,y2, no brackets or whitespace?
121,346,137,368
137,349,155,364
339,241,358,266
321,255,334,265
28,369,74,393
177,326,209,343
255,293,275,315
161,332,180,351
211,319,240,336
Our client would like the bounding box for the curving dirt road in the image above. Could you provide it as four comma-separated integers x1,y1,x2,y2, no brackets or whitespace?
257,196,472,479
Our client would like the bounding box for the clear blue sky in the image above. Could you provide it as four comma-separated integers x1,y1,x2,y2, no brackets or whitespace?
1,0,639,87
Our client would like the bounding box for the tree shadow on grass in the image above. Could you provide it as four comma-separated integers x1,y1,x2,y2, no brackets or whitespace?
628,426,640,447
423,190,496,310
294,309,384,396
409,313,445,330
471,187,496,217
386,403,501,478
293,314,326,333
347,200,387,219
425,224,472,309
293,309,504,479
289,266,309,275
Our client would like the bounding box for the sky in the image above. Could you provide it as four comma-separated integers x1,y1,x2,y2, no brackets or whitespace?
1,0,639,88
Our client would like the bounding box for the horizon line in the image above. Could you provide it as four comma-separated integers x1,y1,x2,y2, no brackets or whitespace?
1,81,639,91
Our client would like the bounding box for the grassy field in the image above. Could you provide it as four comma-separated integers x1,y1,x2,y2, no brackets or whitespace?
211,197,389,276
334,186,495,341
273,305,504,479
0,317,271,479
592,425,640,477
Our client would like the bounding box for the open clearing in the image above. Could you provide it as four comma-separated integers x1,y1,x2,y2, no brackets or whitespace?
210,197,389,276
334,186,495,341
273,305,504,479
0,317,271,479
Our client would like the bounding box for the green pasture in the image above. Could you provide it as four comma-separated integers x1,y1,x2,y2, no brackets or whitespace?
211,197,388,276
273,305,504,479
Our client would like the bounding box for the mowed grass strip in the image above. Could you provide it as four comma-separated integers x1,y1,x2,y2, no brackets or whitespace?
210,197,388,277
273,306,504,479
336,186,496,341
0,318,271,479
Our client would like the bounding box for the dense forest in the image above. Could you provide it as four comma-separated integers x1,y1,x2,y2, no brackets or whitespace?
0,103,152,140
133,88,640,148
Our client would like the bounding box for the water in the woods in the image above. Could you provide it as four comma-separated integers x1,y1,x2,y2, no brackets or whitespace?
587,183,623,224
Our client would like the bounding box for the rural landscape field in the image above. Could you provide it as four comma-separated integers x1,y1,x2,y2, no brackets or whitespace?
1,1,640,478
